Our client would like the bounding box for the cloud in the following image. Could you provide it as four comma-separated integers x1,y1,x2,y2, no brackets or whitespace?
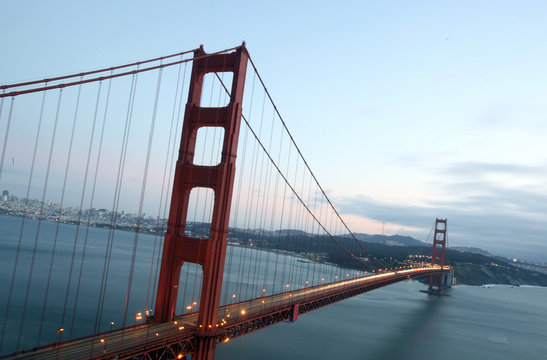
432,161,547,217
336,161,547,262
439,161,547,178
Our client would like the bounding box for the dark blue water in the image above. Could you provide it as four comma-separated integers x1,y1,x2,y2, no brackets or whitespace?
217,282,547,359
1,214,546,358
0,215,346,355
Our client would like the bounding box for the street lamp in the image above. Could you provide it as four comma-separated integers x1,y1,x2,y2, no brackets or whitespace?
135,312,143,325
100,338,106,358
109,321,114,332
56,328,64,344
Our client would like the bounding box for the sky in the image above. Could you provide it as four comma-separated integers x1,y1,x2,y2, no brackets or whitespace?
1,0,547,262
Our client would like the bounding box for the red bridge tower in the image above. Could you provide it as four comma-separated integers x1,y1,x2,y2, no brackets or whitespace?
154,44,248,360
429,218,448,294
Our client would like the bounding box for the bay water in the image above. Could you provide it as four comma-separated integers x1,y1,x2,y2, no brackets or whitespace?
1,214,546,358
217,280,547,359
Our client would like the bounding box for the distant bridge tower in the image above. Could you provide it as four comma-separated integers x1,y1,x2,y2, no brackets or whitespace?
429,218,447,294
154,44,248,360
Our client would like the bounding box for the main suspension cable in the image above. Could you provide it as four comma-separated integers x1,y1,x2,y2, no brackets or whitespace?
247,56,385,269
214,73,378,271
0,45,242,98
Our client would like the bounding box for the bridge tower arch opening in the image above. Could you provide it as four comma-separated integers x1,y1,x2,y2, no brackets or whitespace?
153,44,248,360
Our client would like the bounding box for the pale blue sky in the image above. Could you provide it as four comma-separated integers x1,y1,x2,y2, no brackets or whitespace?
2,0,547,261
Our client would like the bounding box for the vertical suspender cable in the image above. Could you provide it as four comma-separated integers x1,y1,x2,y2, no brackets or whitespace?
145,58,185,314
37,81,87,344
121,66,163,329
243,88,266,299
92,70,139,357
59,81,94,337
0,93,41,350
76,76,112,332
0,97,14,181
260,107,280,297
248,91,268,299
94,71,138,335
153,62,188,312
69,81,104,338
16,89,63,351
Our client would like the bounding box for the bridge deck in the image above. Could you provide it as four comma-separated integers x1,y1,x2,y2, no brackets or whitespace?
2,266,447,360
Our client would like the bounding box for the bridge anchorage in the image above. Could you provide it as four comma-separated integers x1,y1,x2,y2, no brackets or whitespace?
0,43,451,360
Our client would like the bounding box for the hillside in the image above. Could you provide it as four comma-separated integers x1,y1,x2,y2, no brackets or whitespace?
359,242,547,286
349,233,425,246
187,222,547,286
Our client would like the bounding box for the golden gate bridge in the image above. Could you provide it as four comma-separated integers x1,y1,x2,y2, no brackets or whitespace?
0,43,450,359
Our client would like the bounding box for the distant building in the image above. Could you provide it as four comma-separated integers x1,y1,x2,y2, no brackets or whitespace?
2,190,8,202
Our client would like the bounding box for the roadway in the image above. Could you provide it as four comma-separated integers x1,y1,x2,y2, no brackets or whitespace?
1,265,447,359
